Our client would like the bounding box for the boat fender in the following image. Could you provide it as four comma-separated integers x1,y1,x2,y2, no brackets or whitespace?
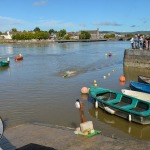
104,107,115,114
75,99,80,109
128,114,131,122
95,101,98,108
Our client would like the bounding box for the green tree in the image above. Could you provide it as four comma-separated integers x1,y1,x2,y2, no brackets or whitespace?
12,31,49,40
64,34,70,40
34,31,49,40
57,29,66,39
104,34,115,39
11,28,17,32
79,31,91,39
0,31,2,35
49,29,55,35
34,27,41,32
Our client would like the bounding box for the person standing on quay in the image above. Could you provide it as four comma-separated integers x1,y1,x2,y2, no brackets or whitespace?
134,34,139,49
145,35,150,50
139,35,144,49
130,37,134,49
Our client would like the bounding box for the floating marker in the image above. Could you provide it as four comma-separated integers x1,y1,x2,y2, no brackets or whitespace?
103,76,106,79
94,80,96,83
94,83,97,87
75,99,80,109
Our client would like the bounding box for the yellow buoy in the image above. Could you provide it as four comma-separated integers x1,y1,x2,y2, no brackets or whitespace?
94,83,97,87
112,70,115,72
94,80,97,83
103,76,106,79
108,73,110,76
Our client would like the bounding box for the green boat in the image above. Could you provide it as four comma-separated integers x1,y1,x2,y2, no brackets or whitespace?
0,57,10,67
0,61,10,67
89,86,150,125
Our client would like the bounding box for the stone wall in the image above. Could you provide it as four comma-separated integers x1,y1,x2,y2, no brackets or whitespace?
123,49,150,69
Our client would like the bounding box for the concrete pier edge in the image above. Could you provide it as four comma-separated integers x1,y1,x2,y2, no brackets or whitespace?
0,123,150,150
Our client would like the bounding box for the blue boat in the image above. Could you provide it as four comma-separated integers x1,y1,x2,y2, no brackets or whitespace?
130,81,150,94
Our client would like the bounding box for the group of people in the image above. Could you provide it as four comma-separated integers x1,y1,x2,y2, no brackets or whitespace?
130,34,150,50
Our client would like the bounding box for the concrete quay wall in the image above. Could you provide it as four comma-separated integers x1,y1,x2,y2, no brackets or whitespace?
123,49,150,69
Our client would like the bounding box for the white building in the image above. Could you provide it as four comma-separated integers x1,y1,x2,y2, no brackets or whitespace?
1,31,12,39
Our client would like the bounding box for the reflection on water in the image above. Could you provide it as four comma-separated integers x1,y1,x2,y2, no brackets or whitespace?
88,105,150,140
80,93,88,101
123,66,150,82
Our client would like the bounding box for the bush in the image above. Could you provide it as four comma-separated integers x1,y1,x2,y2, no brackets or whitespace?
79,31,91,39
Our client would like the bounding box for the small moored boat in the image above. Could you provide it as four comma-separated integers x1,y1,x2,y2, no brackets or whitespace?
0,57,10,67
15,54,23,61
121,89,150,102
130,81,150,94
138,75,150,84
89,86,150,124
108,52,112,56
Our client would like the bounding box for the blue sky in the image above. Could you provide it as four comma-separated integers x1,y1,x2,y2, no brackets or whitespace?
0,0,150,32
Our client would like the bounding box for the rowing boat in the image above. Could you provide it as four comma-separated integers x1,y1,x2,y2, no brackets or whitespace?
121,89,150,102
15,54,23,61
138,75,150,84
89,86,150,124
130,81,150,94
0,57,10,67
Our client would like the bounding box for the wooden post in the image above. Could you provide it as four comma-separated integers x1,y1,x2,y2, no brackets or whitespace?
79,102,86,123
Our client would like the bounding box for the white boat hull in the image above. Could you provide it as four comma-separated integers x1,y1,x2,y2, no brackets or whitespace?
122,89,150,102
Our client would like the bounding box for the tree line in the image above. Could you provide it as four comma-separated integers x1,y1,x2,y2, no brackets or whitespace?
0,27,92,40
0,27,139,40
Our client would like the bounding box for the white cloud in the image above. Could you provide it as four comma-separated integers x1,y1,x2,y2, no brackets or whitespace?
33,0,48,6
38,19,75,30
93,21,122,26
0,16,24,31
0,16,23,25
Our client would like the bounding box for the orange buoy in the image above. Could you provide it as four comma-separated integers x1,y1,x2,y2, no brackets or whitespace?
119,76,125,82
81,87,88,94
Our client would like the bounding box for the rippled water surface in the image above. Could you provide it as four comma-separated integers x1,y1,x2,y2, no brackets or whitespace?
0,41,150,140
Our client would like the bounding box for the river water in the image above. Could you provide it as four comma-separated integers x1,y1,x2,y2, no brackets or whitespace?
0,41,150,140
